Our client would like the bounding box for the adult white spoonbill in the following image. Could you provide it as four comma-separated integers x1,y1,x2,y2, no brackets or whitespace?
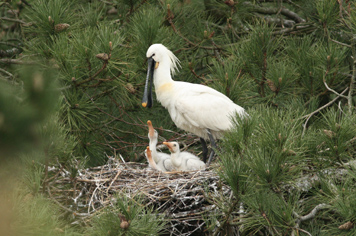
163,141,205,171
146,120,173,172
142,44,248,165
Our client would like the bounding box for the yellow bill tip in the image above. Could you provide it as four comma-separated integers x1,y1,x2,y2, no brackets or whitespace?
142,102,147,107
155,62,159,69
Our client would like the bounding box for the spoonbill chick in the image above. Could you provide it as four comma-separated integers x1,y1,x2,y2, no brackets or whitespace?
142,44,248,165
145,146,160,171
163,141,205,171
146,120,173,172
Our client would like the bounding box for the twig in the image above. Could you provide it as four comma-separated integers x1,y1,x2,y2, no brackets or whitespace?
348,38,356,113
47,186,90,216
188,62,207,82
0,17,27,24
292,227,312,236
106,170,121,195
298,203,328,222
0,67,13,78
0,58,37,64
330,38,351,48
243,2,305,23
292,203,328,236
323,71,348,99
301,87,348,136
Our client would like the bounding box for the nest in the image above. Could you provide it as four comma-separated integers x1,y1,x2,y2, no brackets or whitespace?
48,157,232,236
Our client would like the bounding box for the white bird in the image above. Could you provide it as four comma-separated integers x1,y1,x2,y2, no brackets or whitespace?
142,44,248,165
163,141,205,171
145,146,160,171
145,120,173,172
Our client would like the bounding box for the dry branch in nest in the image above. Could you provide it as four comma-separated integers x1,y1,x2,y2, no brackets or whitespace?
48,157,232,235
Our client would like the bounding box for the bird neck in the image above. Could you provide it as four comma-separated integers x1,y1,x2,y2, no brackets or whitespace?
149,138,159,163
153,62,174,89
170,150,182,168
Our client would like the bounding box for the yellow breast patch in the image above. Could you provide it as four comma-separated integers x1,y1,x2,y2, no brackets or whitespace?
157,83,173,93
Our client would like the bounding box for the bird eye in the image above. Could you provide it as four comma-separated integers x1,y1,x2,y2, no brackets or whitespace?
173,144,176,147
152,53,155,57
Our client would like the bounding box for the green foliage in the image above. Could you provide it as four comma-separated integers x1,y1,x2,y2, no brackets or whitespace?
0,65,79,236
314,0,339,28
87,195,166,236
221,106,304,187
0,67,59,158
311,109,356,166
130,5,182,68
313,171,356,236
217,105,356,234
24,0,75,40
2,0,356,235
217,106,307,234
240,188,298,234
347,3,356,34
9,186,81,236
238,22,280,79
209,58,253,104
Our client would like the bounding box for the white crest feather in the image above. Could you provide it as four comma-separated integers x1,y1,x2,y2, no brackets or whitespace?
165,47,180,76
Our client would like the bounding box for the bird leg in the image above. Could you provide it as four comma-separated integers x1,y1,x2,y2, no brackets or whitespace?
206,129,218,166
200,137,208,163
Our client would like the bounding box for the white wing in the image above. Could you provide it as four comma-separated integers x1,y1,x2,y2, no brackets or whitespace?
173,82,245,135
157,156,174,172
185,158,206,171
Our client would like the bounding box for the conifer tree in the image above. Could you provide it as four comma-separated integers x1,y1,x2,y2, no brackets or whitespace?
1,0,356,235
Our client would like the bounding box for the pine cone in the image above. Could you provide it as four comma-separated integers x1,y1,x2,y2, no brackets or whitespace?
224,0,235,7
118,213,130,229
125,83,136,94
54,23,70,32
323,129,335,138
283,148,296,156
266,79,277,92
120,220,130,229
338,221,353,230
96,53,109,61
107,7,118,15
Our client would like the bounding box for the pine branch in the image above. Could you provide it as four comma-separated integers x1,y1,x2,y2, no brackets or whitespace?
0,48,21,58
272,23,316,35
330,38,351,48
188,62,207,82
0,58,37,64
260,15,295,28
348,37,356,113
0,67,13,79
292,203,328,236
323,68,348,99
242,2,305,23
212,199,240,236
75,44,113,87
292,227,312,236
0,17,27,25
301,87,349,136
166,5,221,51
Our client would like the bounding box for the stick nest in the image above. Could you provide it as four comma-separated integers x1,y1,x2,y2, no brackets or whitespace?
49,157,231,236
